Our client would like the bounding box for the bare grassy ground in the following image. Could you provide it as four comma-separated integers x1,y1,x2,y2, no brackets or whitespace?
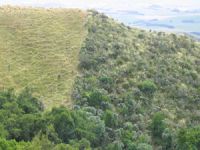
0,6,87,109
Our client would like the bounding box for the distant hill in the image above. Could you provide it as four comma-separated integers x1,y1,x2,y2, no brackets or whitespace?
0,6,86,109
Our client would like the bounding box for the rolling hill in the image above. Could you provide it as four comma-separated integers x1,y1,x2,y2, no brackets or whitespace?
0,6,86,109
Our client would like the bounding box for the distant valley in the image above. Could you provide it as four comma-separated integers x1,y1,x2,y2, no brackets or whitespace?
98,7,200,39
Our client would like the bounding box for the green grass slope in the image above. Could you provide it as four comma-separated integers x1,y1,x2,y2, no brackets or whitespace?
0,7,86,109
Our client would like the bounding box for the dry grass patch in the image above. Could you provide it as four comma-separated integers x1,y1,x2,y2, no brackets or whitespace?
0,6,87,109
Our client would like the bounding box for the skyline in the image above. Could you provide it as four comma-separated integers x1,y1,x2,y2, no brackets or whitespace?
1,0,200,37
1,0,200,10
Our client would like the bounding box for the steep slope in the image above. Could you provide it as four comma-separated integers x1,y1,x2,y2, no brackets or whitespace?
72,11,200,149
0,7,87,109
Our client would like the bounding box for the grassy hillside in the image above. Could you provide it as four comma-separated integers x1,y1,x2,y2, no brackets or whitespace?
0,7,86,109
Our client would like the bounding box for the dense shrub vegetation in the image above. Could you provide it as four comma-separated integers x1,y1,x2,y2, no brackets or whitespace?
0,10,200,149
72,10,200,149
0,89,106,149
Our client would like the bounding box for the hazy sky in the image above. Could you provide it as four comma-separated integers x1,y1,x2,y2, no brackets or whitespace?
1,0,200,10
1,0,200,34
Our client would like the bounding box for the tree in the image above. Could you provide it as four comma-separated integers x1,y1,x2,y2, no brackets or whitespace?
7,114,45,141
50,107,105,147
17,88,43,114
53,109,75,143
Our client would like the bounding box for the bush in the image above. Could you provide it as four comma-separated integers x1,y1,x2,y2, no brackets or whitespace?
53,109,75,143
150,113,166,139
138,80,157,95
137,143,153,150
17,88,44,113
106,140,124,150
7,114,45,141
50,107,105,146
87,91,110,108
0,89,15,109
177,126,200,150
79,54,97,70
103,110,118,128
0,89,45,142
68,138,91,150
161,128,174,150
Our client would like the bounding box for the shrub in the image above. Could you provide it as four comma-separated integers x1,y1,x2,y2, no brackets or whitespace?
7,114,45,141
68,138,91,150
17,88,44,113
50,107,105,146
150,112,166,139
177,126,200,150
138,80,157,95
0,138,26,150
137,143,153,150
106,140,124,150
87,91,110,108
103,110,118,128
162,128,173,150
79,54,97,70
51,108,75,143
0,89,15,109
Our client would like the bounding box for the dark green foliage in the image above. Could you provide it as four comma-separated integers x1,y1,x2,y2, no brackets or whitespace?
0,89,44,142
50,107,105,146
106,140,124,150
162,128,174,150
177,126,200,150
137,143,153,150
86,90,110,108
0,89,106,149
7,114,45,141
120,129,135,149
150,112,166,139
138,80,157,95
103,110,118,128
80,54,98,70
51,108,75,143
68,138,91,150
0,89,15,109
17,88,44,113
99,76,113,92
